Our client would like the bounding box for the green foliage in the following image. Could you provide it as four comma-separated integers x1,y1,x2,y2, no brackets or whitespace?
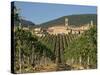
64,26,97,67
14,25,97,72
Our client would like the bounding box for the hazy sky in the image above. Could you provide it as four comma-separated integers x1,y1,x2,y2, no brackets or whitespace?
15,1,97,24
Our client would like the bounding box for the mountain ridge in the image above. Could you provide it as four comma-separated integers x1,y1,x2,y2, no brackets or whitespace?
14,19,35,27
39,14,97,28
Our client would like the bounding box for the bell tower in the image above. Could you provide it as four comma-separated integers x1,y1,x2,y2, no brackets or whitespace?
90,20,93,26
65,18,68,26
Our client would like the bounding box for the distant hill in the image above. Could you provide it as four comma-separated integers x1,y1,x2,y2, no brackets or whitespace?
14,19,35,27
39,14,97,28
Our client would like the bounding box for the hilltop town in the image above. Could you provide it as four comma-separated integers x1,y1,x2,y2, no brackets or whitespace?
33,18,94,36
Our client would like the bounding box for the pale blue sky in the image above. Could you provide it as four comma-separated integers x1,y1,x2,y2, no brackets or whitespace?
15,1,97,24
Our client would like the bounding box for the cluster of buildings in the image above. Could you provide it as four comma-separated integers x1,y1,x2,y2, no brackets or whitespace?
33,18,94,36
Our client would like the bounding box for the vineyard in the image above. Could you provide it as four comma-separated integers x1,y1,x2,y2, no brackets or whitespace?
12,5,97,73
14,25,97,73
38,33,78,64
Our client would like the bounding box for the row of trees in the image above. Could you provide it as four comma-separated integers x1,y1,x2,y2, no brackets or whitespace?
39,29,97,69
39,34,78,65
64,26,97,68
14,26,56,73
13,5,55,73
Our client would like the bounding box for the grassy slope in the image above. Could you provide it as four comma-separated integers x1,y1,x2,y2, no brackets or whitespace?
39,14,97,28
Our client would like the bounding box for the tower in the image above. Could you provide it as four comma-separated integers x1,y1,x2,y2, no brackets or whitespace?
65,18,68,26
90,20,93,26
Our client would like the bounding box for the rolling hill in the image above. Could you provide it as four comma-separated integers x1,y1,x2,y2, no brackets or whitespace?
14,19,35,27
39,14,97,28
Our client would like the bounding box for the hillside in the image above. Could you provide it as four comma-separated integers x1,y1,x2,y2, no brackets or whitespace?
14,19,35,27
39,14,97,28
